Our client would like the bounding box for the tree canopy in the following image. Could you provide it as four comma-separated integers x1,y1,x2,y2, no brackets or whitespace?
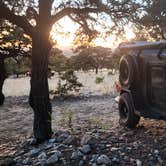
134,0,166,40
0,0,141,41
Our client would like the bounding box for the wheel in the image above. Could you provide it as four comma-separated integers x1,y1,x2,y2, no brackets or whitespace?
0,93,5,105
119,55,136,88
119,93,140,128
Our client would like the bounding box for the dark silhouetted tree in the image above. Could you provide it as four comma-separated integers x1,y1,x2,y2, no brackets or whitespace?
135,0,166,40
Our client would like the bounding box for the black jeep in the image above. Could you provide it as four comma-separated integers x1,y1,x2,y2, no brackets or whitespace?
118,41,166,128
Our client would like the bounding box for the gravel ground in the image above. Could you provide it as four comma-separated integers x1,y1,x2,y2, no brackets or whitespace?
0,72,166,165
0,94,166,166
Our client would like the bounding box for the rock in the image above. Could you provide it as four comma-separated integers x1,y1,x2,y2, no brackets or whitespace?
81,134,98,149
157,157,163,164
154,149,159,155
21,138,36,148
111,147,119,151
83,155,87,160
92,163,97,166
48,138,56,143
90,154,99,163
147,161,155,166
61,158,67,165
39,160,46,166
106,144,111,148
80,144,91,154
56,132,69,142
50,150,62,157
136,159,142,166
23,158,31,165
57,144,68,149
30,148,40,157
63,135,77,145
15,150,26,156
38,152,47,160
112,157,120,163
130,158,135,163
44,143,54,150
97,154,111,165
124,156,129,160
71,150,83,160
98,143,106,150
46,152,60,164
81,134,91,145
13,156,21,162
79,160,84,166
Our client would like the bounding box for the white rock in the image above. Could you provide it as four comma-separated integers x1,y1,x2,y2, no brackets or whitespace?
71,150,83,160
136,159,142,166
97,154,111,165
111,147,119,151
48,138,56,143
30,148,40,157
38,152,46,160
154,149,159,155
80,144,91,154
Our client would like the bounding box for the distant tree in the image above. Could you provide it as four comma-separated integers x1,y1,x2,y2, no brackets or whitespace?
49,47,68,73
74,46,112,73
5,57,31,77
68,53,95,72
0,19,31,105
0,0,141,142
111,46,125,70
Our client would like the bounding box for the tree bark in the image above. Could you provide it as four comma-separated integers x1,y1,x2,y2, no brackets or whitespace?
29,33,52,142
0,57,6,105
95,67,98,74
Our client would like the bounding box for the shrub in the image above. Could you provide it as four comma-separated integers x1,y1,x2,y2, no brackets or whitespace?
95,76,104,84
54,69,83,96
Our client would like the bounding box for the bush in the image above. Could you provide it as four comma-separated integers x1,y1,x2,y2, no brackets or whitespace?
54,69,83,96
95,76,104,84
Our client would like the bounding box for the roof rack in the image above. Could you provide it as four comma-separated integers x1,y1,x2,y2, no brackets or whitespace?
119,41,166,50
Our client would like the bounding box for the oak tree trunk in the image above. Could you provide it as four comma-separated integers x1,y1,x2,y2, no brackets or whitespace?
29,33,52,142
95,67,99,74
0,57,6,105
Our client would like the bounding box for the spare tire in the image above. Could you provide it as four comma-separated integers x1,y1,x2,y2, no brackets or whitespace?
119,55,137,88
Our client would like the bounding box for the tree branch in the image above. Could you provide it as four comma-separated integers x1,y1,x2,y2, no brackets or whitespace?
0,1,34,37
50,7,100,25
26,7,38,21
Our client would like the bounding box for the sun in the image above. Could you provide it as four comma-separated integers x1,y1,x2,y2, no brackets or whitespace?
50,16,79,47
93,35,117,48
125,27,135,40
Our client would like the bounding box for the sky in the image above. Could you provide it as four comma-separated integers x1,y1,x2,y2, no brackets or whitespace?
49,0,144,49
50,16,136,49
